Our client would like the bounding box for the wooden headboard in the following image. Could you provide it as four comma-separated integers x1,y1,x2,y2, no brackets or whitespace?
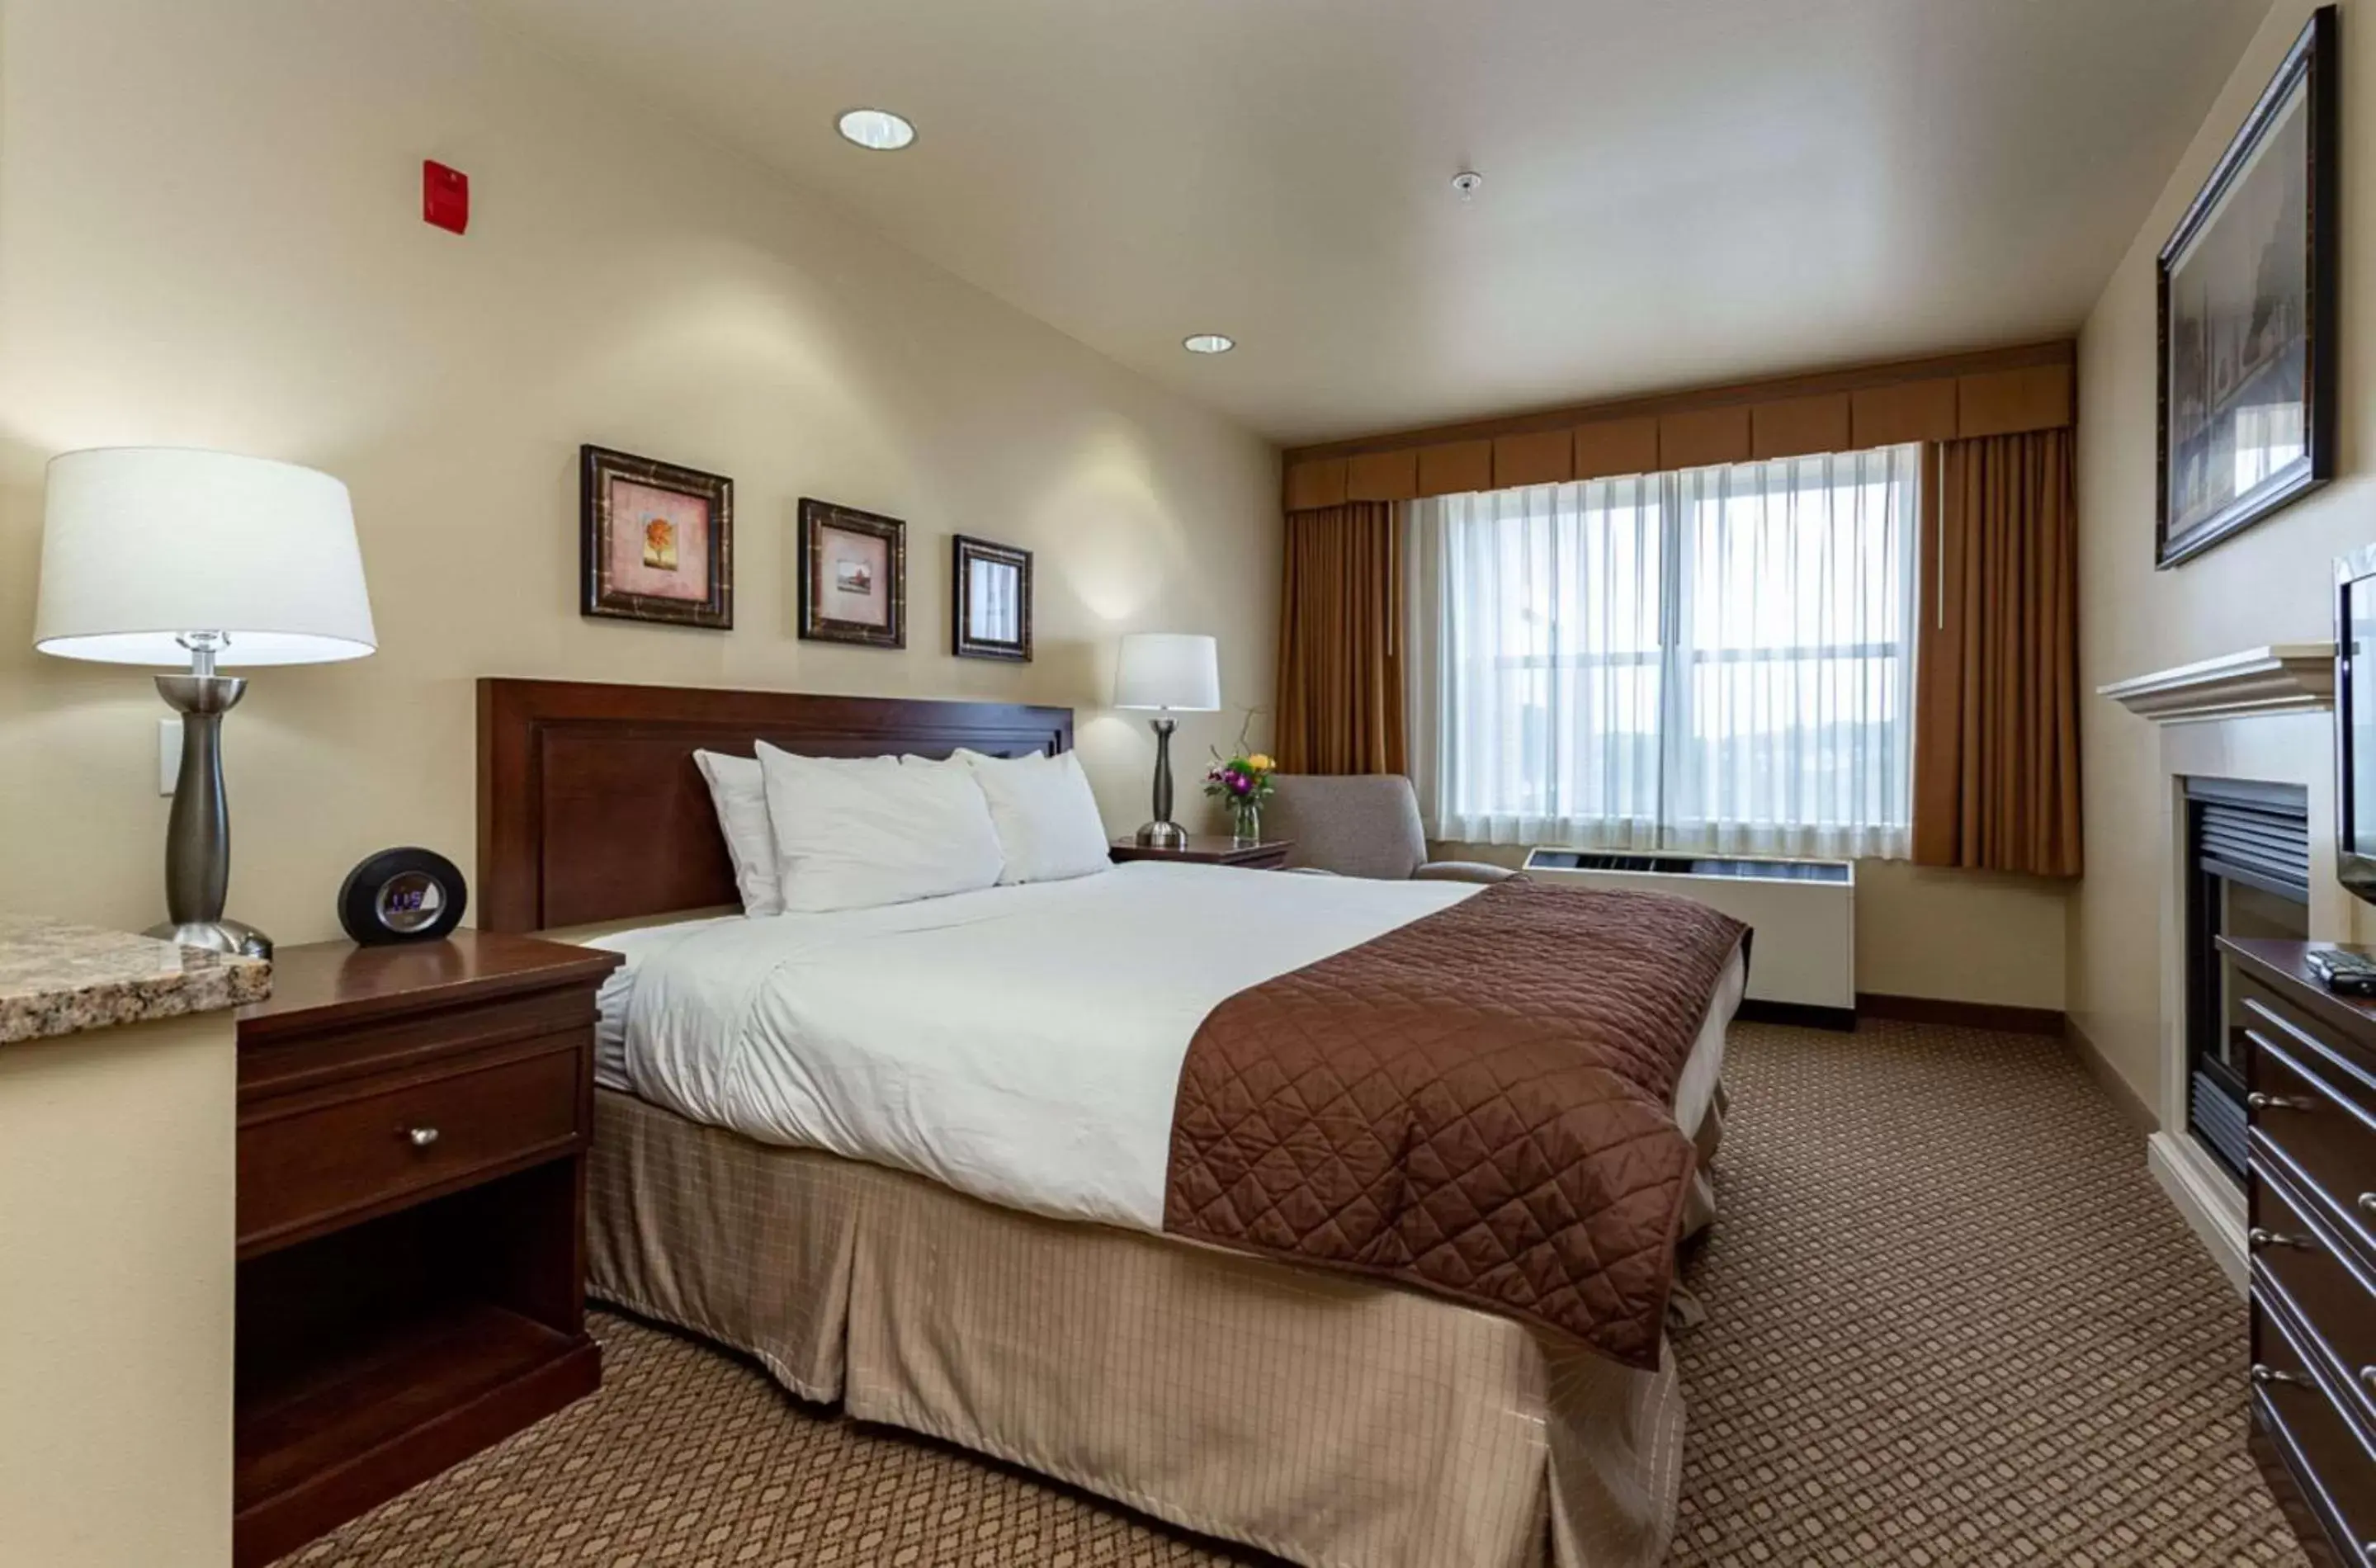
477,678,1074,932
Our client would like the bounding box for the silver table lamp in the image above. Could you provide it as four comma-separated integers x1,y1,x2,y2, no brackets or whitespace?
33,448,378,957
1114,632,1221,848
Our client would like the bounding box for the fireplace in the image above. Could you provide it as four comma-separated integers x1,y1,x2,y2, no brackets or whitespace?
2182,777,2310,1182
2095,643,2337,1294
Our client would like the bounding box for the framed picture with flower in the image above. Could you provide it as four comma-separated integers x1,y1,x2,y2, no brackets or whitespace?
579,444,733,630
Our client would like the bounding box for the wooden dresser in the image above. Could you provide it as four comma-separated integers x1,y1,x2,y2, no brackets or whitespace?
2218,937,2376,1568
232,933,621,1567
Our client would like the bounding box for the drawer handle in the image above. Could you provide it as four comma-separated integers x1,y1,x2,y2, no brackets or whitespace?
2362,1365,2376,1393
2361,1192,2376,1218
405,1126,442,1150
2248,1227,2314,1252
2246,1091,2314,1113
2250,1363,2305,1388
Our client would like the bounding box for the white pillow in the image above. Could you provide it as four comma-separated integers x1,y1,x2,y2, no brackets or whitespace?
959,749,1113,886
756,742,1005,913
692,751,782,916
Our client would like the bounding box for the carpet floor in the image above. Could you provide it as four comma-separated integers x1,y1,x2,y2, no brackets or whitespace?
285,1018,2308,1567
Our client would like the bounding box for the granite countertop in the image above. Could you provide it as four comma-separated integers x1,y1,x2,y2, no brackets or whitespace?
0,915,272,1046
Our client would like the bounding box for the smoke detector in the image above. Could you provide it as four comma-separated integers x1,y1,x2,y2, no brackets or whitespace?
1450,171,1485,201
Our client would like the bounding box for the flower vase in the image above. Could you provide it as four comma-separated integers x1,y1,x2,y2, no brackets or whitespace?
1229,800,1262,846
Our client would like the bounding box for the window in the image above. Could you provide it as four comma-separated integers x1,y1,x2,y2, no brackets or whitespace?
1407,443,1920,858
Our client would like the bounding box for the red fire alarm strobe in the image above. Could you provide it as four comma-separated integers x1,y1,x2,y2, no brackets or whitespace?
423,160,469,234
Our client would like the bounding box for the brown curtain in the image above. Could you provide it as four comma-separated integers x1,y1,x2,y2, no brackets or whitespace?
1273,502,1406,775
1911,428,2082,876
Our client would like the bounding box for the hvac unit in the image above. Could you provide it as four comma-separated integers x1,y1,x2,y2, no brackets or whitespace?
1522,848,1855,1023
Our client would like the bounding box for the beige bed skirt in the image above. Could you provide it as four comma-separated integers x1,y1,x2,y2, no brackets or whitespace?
588,1088,1724,1568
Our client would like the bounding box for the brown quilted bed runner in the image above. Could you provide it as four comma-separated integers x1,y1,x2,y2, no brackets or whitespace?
1164,878,1748,1369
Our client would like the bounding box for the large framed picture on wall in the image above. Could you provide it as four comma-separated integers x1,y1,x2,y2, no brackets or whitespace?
2156,6,2337,569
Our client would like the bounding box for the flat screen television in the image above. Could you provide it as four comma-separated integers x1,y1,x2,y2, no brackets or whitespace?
2336,543,2376,902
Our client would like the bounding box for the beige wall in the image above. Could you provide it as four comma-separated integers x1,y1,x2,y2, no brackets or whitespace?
1850,860,2067,1008
0,0,1279,944
0,1011,237,1566
2074,0,2375,1104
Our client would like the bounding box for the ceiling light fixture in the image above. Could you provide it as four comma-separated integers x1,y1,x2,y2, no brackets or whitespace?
1183,333,1235,355
1451,170,1485,201
837,108,917,151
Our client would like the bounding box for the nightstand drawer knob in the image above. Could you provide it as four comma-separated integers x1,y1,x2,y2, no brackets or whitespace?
405,1126,441,1150
2360,1192,2376,1217
2250,1363,2305,1388
2249,1227,2313,1252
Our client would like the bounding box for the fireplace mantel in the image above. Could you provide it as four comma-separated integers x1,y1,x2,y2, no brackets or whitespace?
2097,643,2335,724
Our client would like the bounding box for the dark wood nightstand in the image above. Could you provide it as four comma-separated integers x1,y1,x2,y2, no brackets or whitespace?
1109,836,1293,871
231,932,621,1568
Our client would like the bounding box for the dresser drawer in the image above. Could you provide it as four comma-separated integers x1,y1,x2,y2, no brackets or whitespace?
2254,1291,2376,1568
2244,999,2376,1249
2252,1172,2376,1432
239,1044,585,1253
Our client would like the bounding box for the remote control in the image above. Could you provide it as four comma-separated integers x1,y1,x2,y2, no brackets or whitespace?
2304,947,2376,996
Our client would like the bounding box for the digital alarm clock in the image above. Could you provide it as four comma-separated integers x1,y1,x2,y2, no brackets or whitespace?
338,848,468,945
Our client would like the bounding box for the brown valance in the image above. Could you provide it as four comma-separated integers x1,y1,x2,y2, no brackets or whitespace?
1273,502,1406,776
1911,428,2083,877
1282,341,2074,506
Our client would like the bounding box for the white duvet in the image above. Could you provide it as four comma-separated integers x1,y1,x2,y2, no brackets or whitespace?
616,861,1737,1235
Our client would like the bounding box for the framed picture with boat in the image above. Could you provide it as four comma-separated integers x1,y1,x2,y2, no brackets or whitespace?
797,498,907,649
2156,6,2337,569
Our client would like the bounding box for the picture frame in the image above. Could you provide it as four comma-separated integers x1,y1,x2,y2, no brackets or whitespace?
798,498,907,649
579,444,733,629
2156,5,2336,569
952,535,1033,663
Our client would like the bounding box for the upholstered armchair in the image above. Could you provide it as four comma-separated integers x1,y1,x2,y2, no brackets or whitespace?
1264,775,1514,884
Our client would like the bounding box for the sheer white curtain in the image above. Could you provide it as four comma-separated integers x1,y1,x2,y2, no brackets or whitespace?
1409,443,1920,858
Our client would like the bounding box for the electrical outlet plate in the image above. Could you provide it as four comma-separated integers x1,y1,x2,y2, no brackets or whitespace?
158,717,180,796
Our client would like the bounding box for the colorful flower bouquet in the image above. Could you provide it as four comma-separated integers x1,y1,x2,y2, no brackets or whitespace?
1204,749,1276,843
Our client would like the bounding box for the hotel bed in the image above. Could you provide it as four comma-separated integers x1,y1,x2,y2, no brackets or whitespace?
479,678,1745,1568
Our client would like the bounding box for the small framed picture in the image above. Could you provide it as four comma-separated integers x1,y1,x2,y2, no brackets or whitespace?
799,498,906,649
580,445,733,630
952,535,1032,663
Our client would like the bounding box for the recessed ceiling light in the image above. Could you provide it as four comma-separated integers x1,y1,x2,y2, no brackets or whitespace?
838,109,917,151
1183,333,1235,355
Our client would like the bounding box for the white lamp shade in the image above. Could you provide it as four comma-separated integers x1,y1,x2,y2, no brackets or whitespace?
34,447,377,667
1114,632,1221,711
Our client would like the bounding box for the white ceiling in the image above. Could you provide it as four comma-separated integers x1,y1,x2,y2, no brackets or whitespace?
479,0,2271,446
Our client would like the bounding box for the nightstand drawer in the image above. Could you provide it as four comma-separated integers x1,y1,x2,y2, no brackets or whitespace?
2245,1002,2376,1258
239,1044,584,1253
2253,1288,2376,1568
2251,1172,2376,1432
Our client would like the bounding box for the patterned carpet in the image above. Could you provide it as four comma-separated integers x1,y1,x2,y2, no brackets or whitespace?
285,1018,2307,1567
